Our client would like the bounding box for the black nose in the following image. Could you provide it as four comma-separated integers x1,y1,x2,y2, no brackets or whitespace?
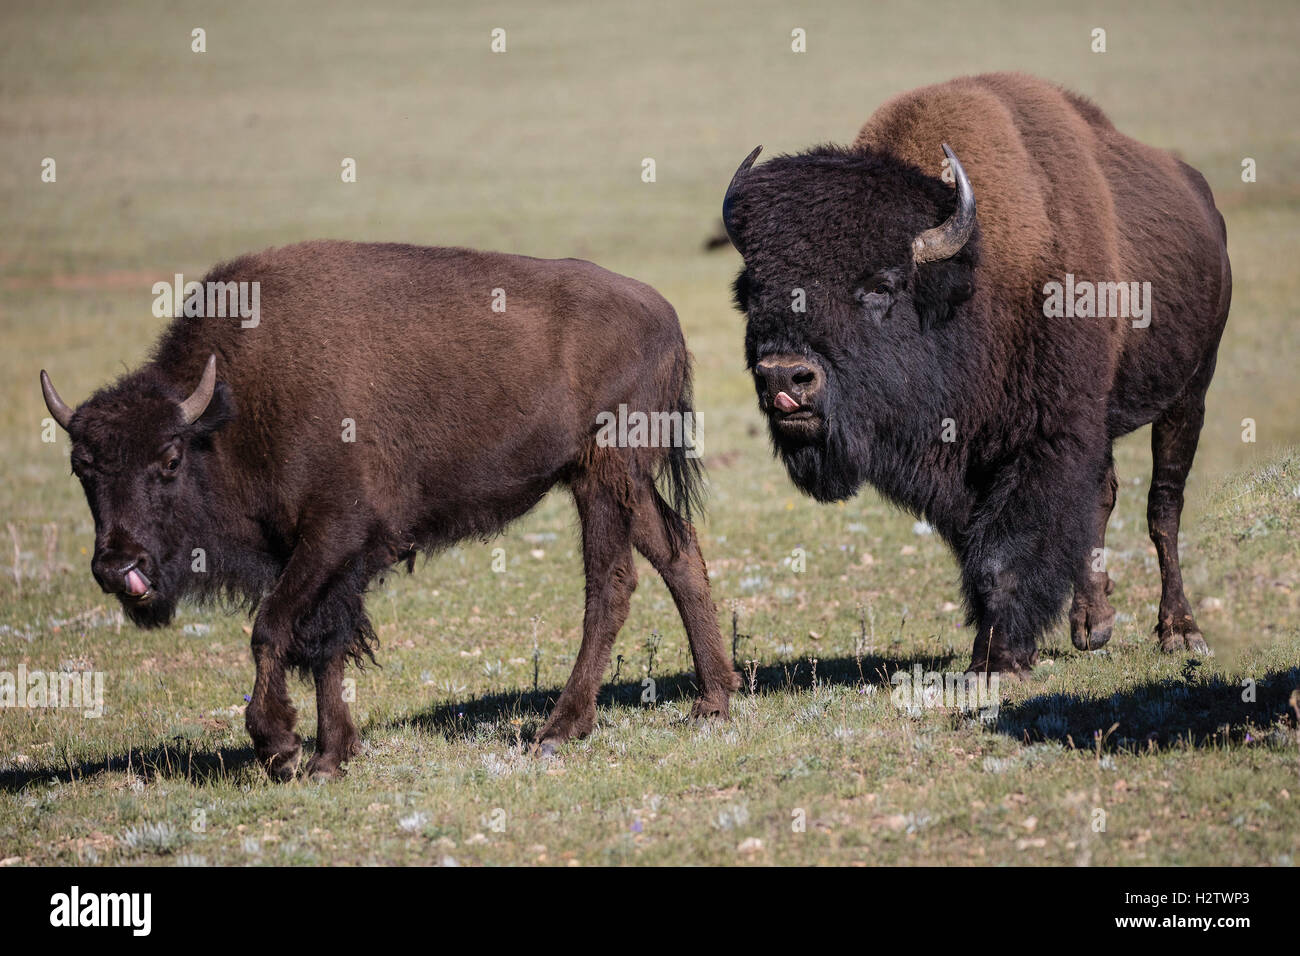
91,549,149,595
755,354,824,411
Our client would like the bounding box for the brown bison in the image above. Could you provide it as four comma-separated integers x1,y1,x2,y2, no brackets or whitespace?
41,241,740,779
721,73,1231,675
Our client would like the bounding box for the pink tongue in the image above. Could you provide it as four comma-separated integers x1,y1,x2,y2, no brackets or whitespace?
774,391,800,413
125,569,148,596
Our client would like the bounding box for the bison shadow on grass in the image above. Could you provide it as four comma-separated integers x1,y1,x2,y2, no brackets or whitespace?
389,654,1299,755
989,660,1300,752
2,657,1295,792
381,650,942,743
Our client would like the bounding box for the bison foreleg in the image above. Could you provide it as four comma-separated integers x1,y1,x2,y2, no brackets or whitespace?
246,637,301,782
246,517,370,781
305,652,361,781
960,449,1099,675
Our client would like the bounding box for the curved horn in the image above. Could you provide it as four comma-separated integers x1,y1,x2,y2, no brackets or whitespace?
912,144,976,264
178,354,218,426
722,145,763,254
40,370,75,430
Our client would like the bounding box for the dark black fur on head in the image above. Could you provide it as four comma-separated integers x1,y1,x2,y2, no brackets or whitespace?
65,369,235,627
728,146,977,504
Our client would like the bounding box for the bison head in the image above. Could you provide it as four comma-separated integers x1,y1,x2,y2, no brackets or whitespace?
723,144,978,502
40,355,233,627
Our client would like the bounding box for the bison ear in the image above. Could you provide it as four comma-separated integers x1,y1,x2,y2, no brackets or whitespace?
913,258,975,332
185,380,235,439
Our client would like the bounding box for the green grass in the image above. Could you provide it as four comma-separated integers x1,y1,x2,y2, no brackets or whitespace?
2,0,1299,865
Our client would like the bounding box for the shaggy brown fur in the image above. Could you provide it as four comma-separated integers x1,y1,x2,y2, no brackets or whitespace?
856,73,1231,660
42,240,740,779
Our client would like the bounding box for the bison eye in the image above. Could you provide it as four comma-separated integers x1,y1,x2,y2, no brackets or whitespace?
854,281,894,325
162,453,182,476
855,274,893,300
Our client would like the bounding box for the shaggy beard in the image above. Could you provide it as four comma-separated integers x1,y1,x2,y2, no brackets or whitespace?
121,592,178,628
774,416,868,503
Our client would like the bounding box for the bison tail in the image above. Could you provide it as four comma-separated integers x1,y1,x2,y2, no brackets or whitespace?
654,362,706,557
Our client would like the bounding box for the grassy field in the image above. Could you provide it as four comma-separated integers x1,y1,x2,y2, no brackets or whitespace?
1,0,1298,866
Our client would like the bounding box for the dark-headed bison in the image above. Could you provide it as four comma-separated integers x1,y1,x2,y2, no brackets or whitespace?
722,72,1231,676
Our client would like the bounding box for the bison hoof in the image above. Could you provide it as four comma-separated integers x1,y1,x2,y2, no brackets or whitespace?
690,696,731,721
965,658,1031,682
1070,604,1115,651
256,738,301,780
532,710,593,756
259,736,302,782
1071,621,1113,652
1157,620,1211,656
305,754,347,782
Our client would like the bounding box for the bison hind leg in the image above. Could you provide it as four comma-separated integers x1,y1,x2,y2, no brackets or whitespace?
1147,367,1215,657
534,454,639,753
629,479,739,716
1069,454,1118,651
